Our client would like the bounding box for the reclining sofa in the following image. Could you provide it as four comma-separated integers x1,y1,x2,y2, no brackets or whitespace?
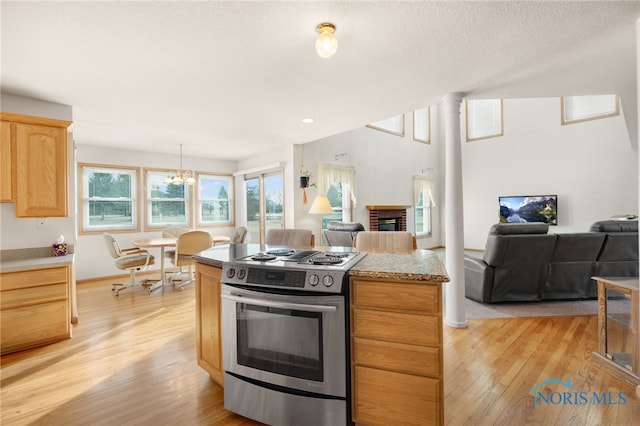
464,220,638,303
322,221,364,247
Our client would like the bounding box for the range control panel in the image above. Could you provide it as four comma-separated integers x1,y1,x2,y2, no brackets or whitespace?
221,264,347,293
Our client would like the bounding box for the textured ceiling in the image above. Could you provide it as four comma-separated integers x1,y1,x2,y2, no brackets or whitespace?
2,1,638,160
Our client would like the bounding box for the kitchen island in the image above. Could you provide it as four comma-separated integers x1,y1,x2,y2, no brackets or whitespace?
194,244,449,426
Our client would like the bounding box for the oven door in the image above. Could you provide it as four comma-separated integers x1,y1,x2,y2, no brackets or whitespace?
221,284,346,397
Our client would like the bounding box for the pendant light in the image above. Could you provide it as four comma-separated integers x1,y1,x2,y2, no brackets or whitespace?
164,144,196,185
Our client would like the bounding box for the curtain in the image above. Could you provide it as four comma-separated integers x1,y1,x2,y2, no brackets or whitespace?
318,163,357,204
413,176,436,207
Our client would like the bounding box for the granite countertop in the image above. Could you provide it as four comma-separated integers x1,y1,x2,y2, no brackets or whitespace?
194,244,449,283
1,246,75,273
349,249,449,282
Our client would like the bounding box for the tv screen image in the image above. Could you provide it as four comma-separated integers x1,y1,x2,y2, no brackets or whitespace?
499,195,557,225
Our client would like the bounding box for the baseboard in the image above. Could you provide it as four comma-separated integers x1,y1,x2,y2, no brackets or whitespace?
77,270,159,285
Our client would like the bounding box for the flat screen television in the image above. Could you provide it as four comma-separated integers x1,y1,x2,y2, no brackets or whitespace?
499,195,557,225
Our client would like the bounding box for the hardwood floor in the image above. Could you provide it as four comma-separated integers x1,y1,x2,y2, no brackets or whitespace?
1,277,638,425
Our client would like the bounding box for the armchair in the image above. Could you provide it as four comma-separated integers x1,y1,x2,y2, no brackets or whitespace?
103,233,156,295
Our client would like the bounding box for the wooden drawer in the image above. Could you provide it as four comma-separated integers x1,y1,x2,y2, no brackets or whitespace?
1,299,70,354
1,267,68,291
353,365,441,426
351,279,440,314
352,336,440,377
1,283,68,310
352,308,440,346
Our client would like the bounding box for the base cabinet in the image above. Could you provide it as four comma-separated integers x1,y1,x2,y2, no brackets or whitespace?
195,262,224,386
353,366,441,426
1,266,72,354
350,278,444,426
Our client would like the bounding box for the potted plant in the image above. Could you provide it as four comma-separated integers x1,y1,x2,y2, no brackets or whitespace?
299,171,311,188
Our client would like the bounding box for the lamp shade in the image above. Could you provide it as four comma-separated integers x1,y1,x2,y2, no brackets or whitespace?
309,195,333,214
315,23,338,58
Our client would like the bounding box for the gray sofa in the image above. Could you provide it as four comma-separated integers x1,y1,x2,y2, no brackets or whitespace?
322,221,364,247
464,220,638,303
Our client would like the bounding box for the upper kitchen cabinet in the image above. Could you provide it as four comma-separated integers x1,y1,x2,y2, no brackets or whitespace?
0,120,14,202
1,113,72,217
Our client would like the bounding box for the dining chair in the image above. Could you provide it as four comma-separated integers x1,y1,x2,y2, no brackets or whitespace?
354,231,417,250
102,233,156,295
265,228,315,248
231,226,248,243
161,226,191,278
169,230,213,290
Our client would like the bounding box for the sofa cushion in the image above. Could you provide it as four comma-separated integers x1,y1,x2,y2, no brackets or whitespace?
589,220,638,232
488,223,549,235
597,233,639,262
550,233,606,262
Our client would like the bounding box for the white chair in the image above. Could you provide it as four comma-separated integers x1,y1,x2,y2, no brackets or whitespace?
170,230,213,290
231,226,248,243
103,233,156,295
265,228,315,248
354,231,416,250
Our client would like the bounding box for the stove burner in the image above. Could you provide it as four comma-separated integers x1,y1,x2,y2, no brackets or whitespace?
310,256,344,265
323,251,350,258
251,253,277,261
266,248,296,257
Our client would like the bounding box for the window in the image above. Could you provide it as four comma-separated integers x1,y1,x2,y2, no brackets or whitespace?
466,99,503,141
79,164,139,233
317,163,356,231
145,169,190,229
561,95,619,125
197,173,233,226
413,107,431,144
414,176,435,236
244,170,283,244
323,182,352,230
366,114,405,137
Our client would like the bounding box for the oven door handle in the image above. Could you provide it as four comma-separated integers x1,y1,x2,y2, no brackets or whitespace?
221,294,338,313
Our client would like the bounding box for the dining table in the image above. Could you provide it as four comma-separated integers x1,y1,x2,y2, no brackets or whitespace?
133,234,231,291
132,237,177,291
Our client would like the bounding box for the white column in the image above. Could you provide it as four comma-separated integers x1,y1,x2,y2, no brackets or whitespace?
443,93,467,328
635,18,640,400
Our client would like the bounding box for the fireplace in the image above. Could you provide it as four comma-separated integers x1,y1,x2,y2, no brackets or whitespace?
366,205,411,232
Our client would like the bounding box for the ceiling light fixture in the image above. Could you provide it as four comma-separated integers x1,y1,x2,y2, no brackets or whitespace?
302,117,315,124
315,23,338,58
164,143,196,185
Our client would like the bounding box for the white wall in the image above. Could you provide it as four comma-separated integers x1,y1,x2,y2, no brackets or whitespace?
0,95,76,251
74,145,237,280
290,96,637,251
462,97,637,249
292,109,444,249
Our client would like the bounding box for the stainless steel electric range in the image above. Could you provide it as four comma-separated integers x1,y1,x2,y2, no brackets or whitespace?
221,247,367,426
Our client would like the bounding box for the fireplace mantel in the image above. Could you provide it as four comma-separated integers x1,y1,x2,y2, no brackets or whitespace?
366,205,412,210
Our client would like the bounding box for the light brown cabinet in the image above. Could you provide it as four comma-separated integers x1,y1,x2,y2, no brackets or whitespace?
350,278,444,426
1,266,72,354
0,120,14,202
0,112,71,217
195,262,224,386
592,276,640,390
